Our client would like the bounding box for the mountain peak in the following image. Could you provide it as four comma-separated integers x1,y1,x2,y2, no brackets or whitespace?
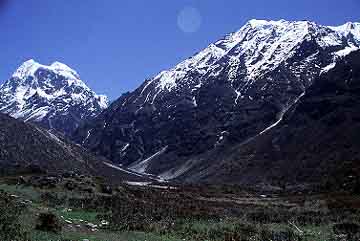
23,59,37,64
51,61,67,67
138,19,360,96
12,59,42,79
1,60,108,135
12,59,80,80
50,61,79,77
328,22,360,44
247,19,288,27
246,19,360,27
342,21,360,28
245,19,316,28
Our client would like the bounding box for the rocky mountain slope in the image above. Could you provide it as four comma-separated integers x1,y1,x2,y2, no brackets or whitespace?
0,113,148,183
181,49,360,190
0,60,108,135
73,19,360,189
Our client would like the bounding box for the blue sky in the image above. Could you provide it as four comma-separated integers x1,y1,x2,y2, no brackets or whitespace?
0,0,359,100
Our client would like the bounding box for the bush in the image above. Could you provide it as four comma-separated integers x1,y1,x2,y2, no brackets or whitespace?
35,212,62,233
0,191,28,240
333,222,360,240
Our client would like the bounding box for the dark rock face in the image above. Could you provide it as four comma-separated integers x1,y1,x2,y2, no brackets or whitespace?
0,60,108,136
73,20,360,189
0,113,150,183
187,50,360,191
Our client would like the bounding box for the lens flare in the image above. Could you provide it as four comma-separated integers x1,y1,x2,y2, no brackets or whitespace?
177,7,202,33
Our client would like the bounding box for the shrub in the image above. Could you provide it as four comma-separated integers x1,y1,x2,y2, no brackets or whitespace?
0,191,28,240
35,212,62,233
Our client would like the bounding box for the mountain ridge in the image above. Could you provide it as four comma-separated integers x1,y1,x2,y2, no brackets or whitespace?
143,19,360,95
189,49,360,190
0,59,108,135
72,20,360,188
0,112,150,183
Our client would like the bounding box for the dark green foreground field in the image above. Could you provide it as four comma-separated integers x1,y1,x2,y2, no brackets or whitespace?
0,173,359,241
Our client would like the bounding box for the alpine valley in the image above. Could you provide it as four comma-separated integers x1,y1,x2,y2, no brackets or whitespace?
72,19,360,191
1,18,360,241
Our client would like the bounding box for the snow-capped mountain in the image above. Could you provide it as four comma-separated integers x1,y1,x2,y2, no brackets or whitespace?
199,49,360,190
0,59,108,135
140,20,359,97
73,19,360,188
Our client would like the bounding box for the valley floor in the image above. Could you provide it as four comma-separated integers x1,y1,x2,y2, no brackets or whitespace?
0,173,359,241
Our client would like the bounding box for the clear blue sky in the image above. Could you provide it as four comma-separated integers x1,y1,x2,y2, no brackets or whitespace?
0,0,359,100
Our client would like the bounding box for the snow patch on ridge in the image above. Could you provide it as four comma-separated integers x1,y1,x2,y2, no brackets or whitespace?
129,146,168,174
336,46,359,58
103,162,145,178
321,45,359,74
260,91,306,135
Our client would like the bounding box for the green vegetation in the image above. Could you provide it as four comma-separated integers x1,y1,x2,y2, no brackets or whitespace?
0,183,40,202
57,209,100,224
0,174,359,241
0,190,28,241
30,230,184,241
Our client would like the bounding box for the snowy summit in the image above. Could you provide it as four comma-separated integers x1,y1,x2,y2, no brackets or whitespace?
0,59,108,135
145,19,360,96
